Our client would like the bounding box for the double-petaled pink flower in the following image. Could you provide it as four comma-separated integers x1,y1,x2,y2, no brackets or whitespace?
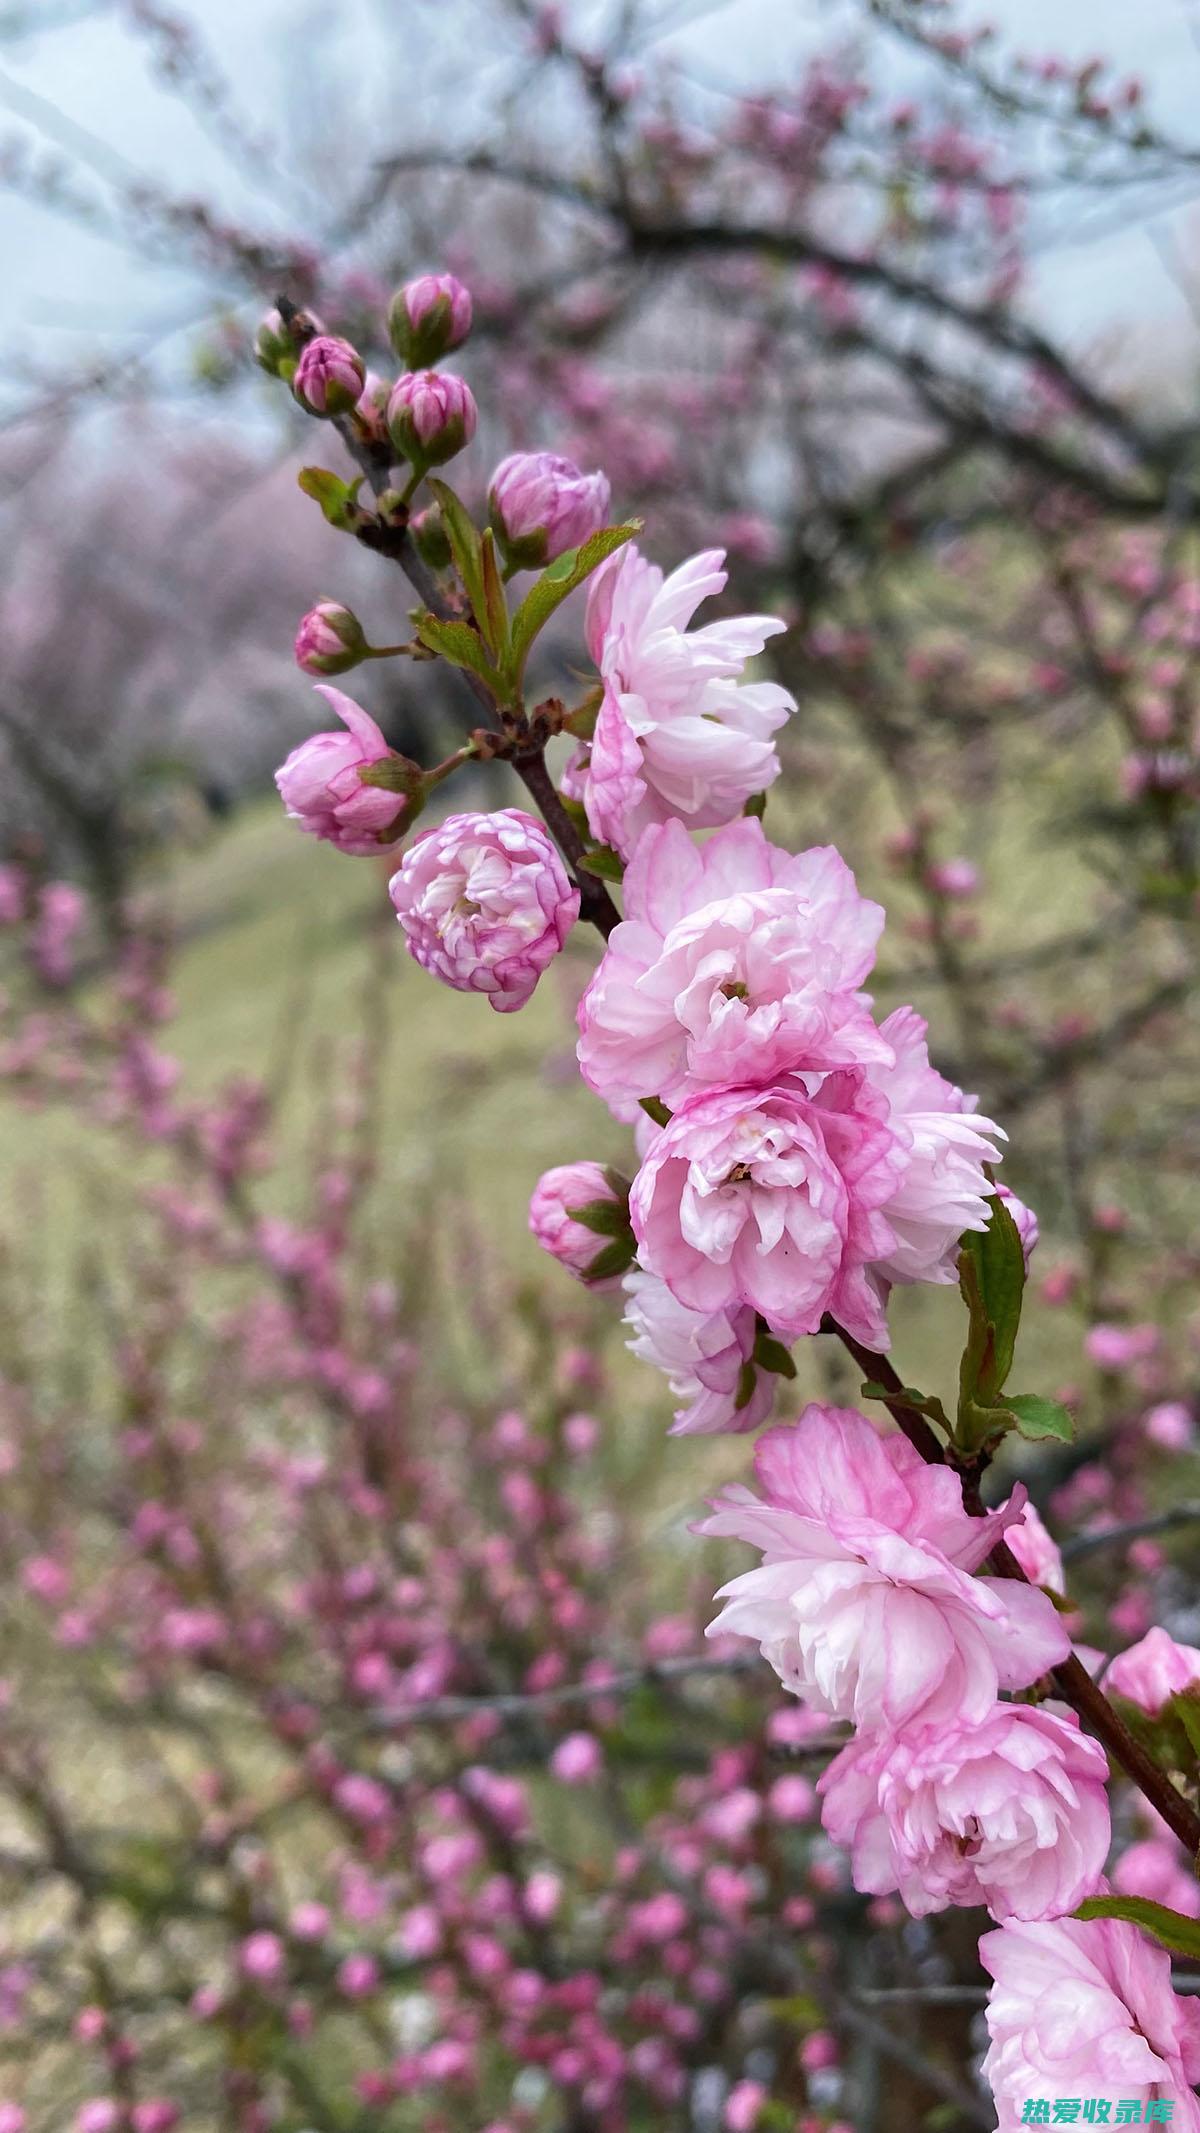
275,687,402,855
700,1406,1069,1729
629,1071,906,1349
864,1006,1004,1288
980,1914,1200,2130
563,546,796,858
577,817,888,1115
818,1702,1110,1921
389,809,579,1012
621,1268,774,1436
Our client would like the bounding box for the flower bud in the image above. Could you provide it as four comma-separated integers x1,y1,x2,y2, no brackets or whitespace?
489,451,611,569
293,335,366,418
351,370,391,448
294,599,369,677
254,306,295,378
276,686,413,854
386,370,477,467
387,273,473,369
409,503,453,572
528,1162,634,1287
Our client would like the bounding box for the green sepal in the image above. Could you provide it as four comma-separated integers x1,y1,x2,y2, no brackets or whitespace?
583,1236,637,1284
743,791,768,820
566,1198,632,1240
754,1330,796,1380
638,1096,672,1128
578,845,625,883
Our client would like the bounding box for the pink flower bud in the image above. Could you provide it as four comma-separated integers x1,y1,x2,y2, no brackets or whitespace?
254,306,297,377
132,2105,180,2133
488,451,611,568
276,686,412,855
288,1902,330,1942
292,335,366,417
1104,1626,1200,1715
926,856,979,898
387,273,473,368
75,2106,119,2133
239,1932,285,1985
294,599,369,677
550,1731,603,1783
529,1163,633,1287
724,2079,766,2129
386,371,477,466
409,504,452,571
336,1952,379,1999
389,809,579,1012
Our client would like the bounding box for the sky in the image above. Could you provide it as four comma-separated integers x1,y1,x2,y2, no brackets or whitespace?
2,0,1200,421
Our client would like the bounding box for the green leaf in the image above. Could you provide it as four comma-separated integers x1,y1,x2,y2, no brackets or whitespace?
297,465,365,530
638,1096,672,1128
413,612,503,694
577,845,625,883
583,1236,636,1284
479,528,511,663
510,522,643,679
1006,1392,1075,1443
955,1193,1027,1448
1075,1894,1200,1960
1168,1688,1200,1765
566,1198,631,1240
427,478,487,626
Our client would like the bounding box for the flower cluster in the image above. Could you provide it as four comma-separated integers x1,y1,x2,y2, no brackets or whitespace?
260,266,1200,2131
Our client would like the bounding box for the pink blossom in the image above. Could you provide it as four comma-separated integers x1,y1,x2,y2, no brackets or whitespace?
550,1732,603,1783
239,1932,285,1985
819,1703,1109,1921
1113,1837,1200,1919
1085,1322,1160,1370
629,1073,907,1348
1002,1498,1064,1592
336,1953,379,1999
576,817,888,1112
980,1914,1200,2130
386,371,477,464
131,2105,180,2133
1145,1400,1194,1450
388,273,473,367
1104,1626,1200,1714
700,1406,1069,1729
389,809,579,1012
622,1268,774,1436
75,2105,119,2133
566,545,796,858
528,1162,631,1286
0,2110,25,2133
275,687,401,856
489,451,611,566
293,335,365,417
865,1008,1004,1287
724,2081,767,2131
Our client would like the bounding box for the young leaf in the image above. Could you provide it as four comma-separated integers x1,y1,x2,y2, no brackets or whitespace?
958,1193,1026,1401
510,522,643,678
413,612,503,694
1006,1393,1075,1444
427,478,487,625
479,528,511,665
298,466,365,530
1075,1894,1200,1960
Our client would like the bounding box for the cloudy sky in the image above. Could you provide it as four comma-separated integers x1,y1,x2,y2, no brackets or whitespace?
3,0,1200,418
